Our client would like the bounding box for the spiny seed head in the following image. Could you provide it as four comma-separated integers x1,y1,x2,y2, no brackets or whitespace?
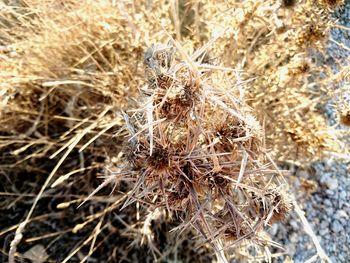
297,23,325,47
147,146,169,170
270,195,292,223
167,183,190,209
208,173,229,189
340,111,350,126
282,0,297,8
249,188,292,223
298,61,310,73
157,83,195,121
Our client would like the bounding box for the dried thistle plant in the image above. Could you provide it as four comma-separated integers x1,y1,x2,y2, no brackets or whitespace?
116,42,292,261
1,0,346,262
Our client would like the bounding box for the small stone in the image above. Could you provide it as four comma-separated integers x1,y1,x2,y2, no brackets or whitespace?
319,228,329,236
324,199,332,207
339,191,347,200
320,220,328,228
290,220,299,231
290,233,299,243
325,178,338,190
330,256,337,263
320,173,330,184
326,189,334,196
306,242,313,250
331,220,343,233
326,207,334,216
314,195,321,202
332,243,337,252
336,210,349,219
339,218,347,225
285,243,296,257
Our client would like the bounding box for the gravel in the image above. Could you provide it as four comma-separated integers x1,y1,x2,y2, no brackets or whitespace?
272,161,350,262
327,2,350,65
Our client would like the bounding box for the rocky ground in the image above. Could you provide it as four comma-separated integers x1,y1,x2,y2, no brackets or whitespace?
272,161,349,262
271,2,350,263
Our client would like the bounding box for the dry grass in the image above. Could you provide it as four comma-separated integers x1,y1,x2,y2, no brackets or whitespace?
193,0,347,165
0,1,182,262
0,0,348,262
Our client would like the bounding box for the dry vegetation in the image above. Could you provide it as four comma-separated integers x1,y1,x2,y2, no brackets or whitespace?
0,0,348,262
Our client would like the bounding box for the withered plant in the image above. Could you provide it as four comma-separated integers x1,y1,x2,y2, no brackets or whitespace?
0,1,178,262
115,43,292,261
1,0,347,262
